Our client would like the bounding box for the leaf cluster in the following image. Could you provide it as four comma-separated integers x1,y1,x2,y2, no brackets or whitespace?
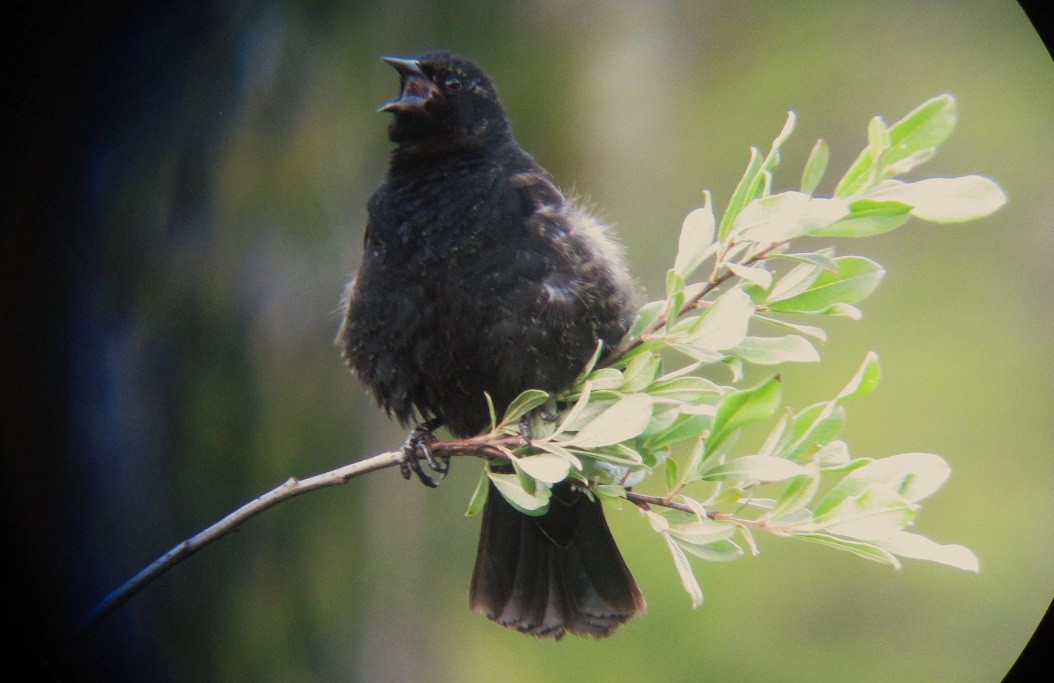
466,95,997,605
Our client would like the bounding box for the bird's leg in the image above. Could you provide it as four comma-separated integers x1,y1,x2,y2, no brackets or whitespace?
400,421,447,488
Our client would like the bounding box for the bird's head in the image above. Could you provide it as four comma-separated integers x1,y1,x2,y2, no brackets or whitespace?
379,52,511,149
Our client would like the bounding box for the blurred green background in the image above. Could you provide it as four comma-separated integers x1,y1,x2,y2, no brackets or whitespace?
38,0,1052,680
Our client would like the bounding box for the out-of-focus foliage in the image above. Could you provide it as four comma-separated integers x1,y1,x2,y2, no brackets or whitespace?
74,1,1052,681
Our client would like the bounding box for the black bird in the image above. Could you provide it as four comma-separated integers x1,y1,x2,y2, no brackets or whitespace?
339,52,645,639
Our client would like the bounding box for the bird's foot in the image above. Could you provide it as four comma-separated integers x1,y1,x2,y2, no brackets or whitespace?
518,405,560,444
400,425,448,488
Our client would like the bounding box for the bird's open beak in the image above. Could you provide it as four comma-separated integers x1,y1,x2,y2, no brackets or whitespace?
379,57,437,113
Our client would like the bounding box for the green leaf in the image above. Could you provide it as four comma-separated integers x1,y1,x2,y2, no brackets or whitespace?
647,376,723,401
620,352,661,393
593,484,627,507
823,452,951,506
837,350,881,400
783,403,846,462
665,457,679,490
572,340,605,386
488,472,550,516
735,191,814,244
500,389,550,426
762,110,797,173
576,443,646,467
875,532,980,572
800,138,829,194
882,94,957,175
780,352,877,462
669,521,739,546
769,464,820,519
708,375,782,453
701,454,808,482
551,380,593,439
867,115,891,177
793,532,901,568
625,300,665,340
866,176,1007,223
817,484,917,540
767,262,823,303
643,414,710,451
586,367,624,391
686,287,754,351
484,392,497,432
728,263,773,289
835,94,957,198
665,269,686,329
767,256,885,313
811,199,912,237
719,146,763,241
674,194,717,278
671,535,745,563
732,335,819,365
569,394,655,448
514,454,572,484
464,468,490,516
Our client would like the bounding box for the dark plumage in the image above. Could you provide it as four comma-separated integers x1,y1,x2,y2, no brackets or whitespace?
339,52,644,638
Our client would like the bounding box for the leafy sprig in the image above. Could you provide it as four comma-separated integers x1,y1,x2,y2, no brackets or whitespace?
466,94,1001,606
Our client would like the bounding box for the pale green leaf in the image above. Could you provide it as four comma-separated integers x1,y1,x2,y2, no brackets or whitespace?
620,352,661,393
626,300,665,340
701,454,808,482
867,176,1007,223
793,532,902,568
500,389,550,426
569,394,654,447
767,262,823,303
719,146,763,240
876,531,980,572
769,464,820,519
800,138,829,194
732,335,819,365
488,472,550,516
882,94,957,174
728,262,773,289
551,380,592,438
687,287,754,351
672,536,745,563
708,375,782,453
464,468,490,516
811,199,912,237
666,518,738,545
768,257,885,313
514,454,572,484
663,533,704,608
674,194,716,278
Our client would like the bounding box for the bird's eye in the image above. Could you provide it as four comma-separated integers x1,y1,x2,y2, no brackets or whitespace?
443,75,462,91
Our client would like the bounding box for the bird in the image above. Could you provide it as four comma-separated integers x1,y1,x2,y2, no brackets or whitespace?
338,51,645,639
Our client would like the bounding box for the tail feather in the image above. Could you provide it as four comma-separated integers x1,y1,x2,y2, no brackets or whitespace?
470,482,644,639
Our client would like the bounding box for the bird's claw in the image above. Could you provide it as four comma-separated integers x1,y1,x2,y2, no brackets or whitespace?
400,426,448,488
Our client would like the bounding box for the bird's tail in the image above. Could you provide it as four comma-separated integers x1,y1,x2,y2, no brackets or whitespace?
469,481,645,639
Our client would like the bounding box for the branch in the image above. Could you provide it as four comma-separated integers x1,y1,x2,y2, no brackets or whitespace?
81,444,471,631
81,428,698,632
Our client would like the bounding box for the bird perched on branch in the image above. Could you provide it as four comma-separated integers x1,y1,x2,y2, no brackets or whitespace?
339,52,644,639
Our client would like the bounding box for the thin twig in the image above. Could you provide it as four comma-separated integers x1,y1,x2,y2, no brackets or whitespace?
81,446,465,631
